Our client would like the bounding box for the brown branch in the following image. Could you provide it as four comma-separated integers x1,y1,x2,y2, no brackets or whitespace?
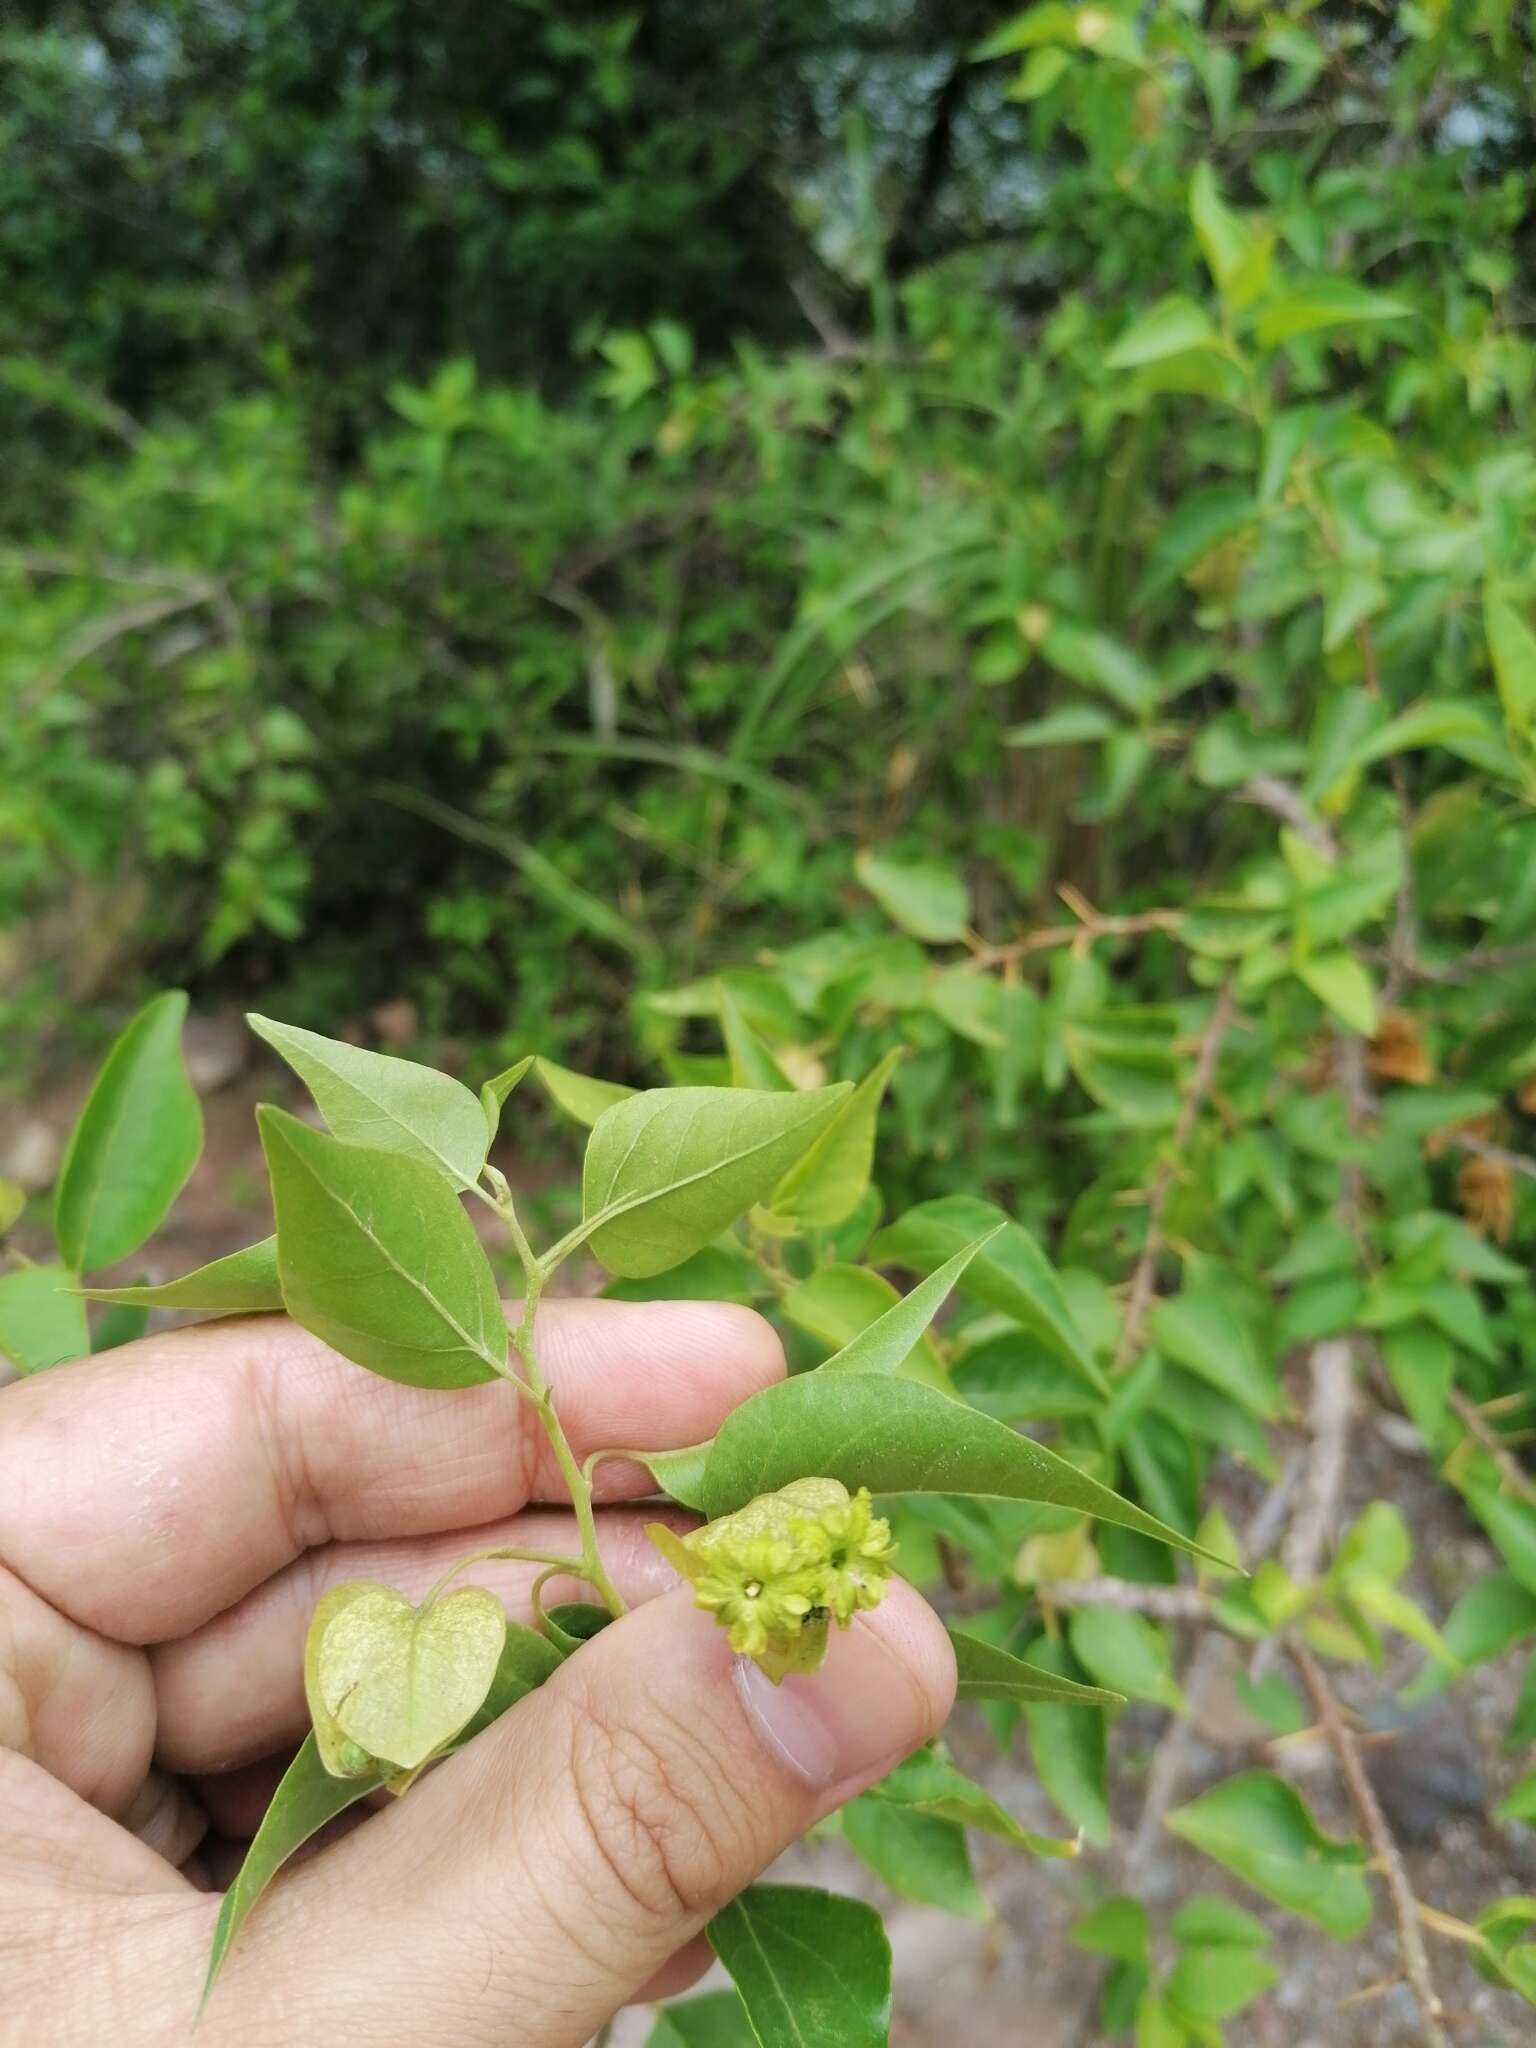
1112,978,1237,1373
1293,1641,1450,2048
1451,1132,1536,1184
1282,1338,1356,1587
1448,1385,1536,1506
969,889,1182,968
1238,775,1337,857
1035,1577,1208,1621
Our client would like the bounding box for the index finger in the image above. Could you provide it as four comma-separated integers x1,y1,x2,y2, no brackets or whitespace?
0,1298,781,1645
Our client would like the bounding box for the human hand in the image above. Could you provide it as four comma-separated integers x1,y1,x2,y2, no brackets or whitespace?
0,1299,954,2045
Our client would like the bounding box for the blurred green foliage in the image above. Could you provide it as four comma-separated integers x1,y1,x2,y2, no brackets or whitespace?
2,1,1535,1083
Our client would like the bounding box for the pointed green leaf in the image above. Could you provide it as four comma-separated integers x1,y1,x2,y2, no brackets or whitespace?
249,1014,487,1189
770,1050,901,1229
870,1196,1106,1391
843,1798,990,1919
1296,952,1378,1037
707,1885,892,2048
82,1236,282,1315
0,1264,89,1373
719,985,792,1091
259,1106,506,1387
91,1300,149,1352
203,1734,382,2005
782,1264,947,1390
312,1582,507,1771
1148,1288,1281,1420
699,1373,1215,1560
532,1057,636,1127
54,991,202,1273
1105,295,1220,370
581,1084,852,1278
1256,281,1413,347
644,1442,713,1512
854,847,969,943
817,1227,1002,1378
455,1622,565,1744
1023,1637,1110,1844
1167,1771,1371,1936
950,1628,1121,1706
871,1745,1080,1856
480,1054,534,1140
647,1991,759,2047
1069,1608,1185,1712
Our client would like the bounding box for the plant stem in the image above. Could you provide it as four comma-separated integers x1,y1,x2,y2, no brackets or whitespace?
422,1542,591,1611
485,1176,629,1621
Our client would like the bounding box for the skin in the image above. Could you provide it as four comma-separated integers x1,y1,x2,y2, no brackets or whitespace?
0,1298,954,2045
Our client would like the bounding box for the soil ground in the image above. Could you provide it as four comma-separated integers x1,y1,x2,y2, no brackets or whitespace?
5,1032,1534,2047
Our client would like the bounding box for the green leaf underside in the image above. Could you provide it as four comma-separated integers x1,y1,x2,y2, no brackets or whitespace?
82,1235,282,1313
699,1374,1219,1563
818,1226,1003,1376
707,1885,893,2048
582,1084,852,1278
948,1628,1123,1707
54,990,203,1274
533,1056,637,1126
204,1735,383,2005
259,1106,507,1386
250,1013,488,1189
0,1264,89,1373
1166,1771,1372,1937
647,1991,760,2047
644,1441,713,1511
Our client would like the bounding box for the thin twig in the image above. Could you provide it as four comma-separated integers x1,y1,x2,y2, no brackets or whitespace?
1451,1132,1536,1184
1293,1641,1450,2048
1035,1577,1208,1620
969,885,1182,968
1448,1385,1536,1506
1112,979,1236,1373
1365,938,1536,986
1238,776,1337,856
1282,1340,1356,1587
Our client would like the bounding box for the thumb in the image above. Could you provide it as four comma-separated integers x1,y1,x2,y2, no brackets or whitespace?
232,1579,954,2047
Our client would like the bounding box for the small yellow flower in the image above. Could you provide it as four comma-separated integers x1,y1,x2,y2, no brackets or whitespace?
649,1478,898,1682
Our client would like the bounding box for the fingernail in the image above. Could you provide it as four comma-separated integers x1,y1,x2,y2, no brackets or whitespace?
732,1610,934,1796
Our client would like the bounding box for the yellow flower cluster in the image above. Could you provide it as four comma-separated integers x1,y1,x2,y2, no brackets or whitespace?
649,1478,897,1682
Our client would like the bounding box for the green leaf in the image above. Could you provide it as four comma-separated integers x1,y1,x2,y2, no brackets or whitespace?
1403,1570,1536,1703
1006,705,1116,749
707,1886,891,2048
310,1582,507,1771
532,1056,637,1127
771,1050,901,1228
1189,162,1272,312
949,1628,1123,1707
82,1236,282,1315
1167,1771,1372,1936
480,1053,534,1139
581,1084,852,1278
1148,1288,1281,1420
451,1620,564,1744
843,1797,989,1918
1497,1770,1536,1823
1166,1945,1277,2024
1105,295,1220,370
1069,1607,1185,1712
647,1992,760,2048
203,1734,382,2006
870,1744,1079,1856
258,1106,507,1387
644,1441,713,1513
719,985,792,1091
91,1300,149,1352
1296,952,1378,1036
817,1227,1003,1379
0,1264,89,1373
854,846,969,943
783,1265,945,1390
54,991,203,1273
1023,1637,1110,1844
1486,583,1536,783
249,1013,488,1189
1170,1896,1269,1949
1256,281,1413,348
1038,620,1159,716
0,1178,25,1234
699,1374,1219,1562
606,1243,768,1306
870,1196,1106,1392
